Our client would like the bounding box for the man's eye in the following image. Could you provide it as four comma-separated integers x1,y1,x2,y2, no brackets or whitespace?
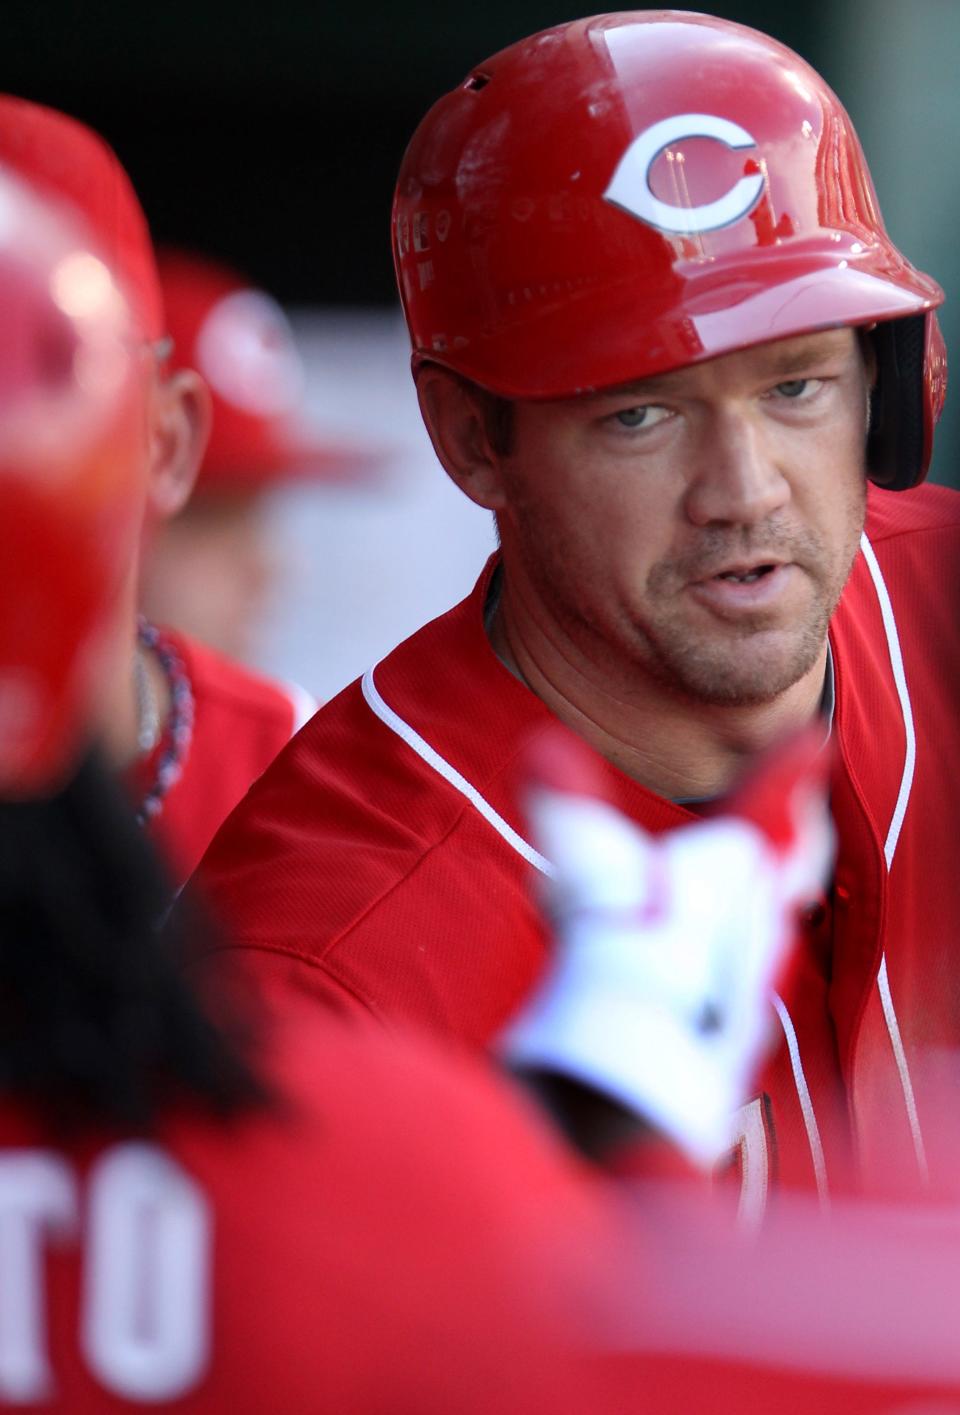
774,378,818,399
613,405,668,429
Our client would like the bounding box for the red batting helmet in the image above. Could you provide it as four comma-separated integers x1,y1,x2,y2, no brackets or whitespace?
0,170,144,796
393,11,945,490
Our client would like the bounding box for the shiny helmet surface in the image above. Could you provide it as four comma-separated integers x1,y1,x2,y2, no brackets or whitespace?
393,11,945,488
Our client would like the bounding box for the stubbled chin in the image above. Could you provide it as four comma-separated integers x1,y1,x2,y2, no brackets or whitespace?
638,616,830,707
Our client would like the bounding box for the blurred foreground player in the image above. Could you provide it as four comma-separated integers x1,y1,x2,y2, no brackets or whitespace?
141,249,379,666
0,96,315,887
0,156,614,1415
8,160,951,1415
191,11,960,1208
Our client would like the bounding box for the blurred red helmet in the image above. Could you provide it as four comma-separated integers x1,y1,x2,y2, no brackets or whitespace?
0,169,144,796
393,11,945,489
0,94,163,342
158,249,379,492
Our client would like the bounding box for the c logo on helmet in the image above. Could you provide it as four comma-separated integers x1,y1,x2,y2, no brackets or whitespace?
604,113,765,235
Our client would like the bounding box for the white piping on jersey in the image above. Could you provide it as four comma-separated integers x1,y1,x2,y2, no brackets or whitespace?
876,955,928,1183
771,992,830,1209
859,534,916,869
361,665,554,877
859,531,928,1183
282,679,319,735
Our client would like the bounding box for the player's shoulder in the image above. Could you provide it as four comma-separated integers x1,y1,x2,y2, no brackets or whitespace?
247,551,501,788
166,628,314,736
187,557,537,955
865,481,960,544
176,1005,584,1208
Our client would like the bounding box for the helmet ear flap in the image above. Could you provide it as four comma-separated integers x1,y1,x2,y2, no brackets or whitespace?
866,313,946,491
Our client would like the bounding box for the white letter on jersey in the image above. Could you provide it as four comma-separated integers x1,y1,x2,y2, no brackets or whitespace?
0,1153,77,1401
730,1097,769,1230
604,113,764,234
83,1144,211,1401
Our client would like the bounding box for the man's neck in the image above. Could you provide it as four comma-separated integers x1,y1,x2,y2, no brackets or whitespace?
487,581,828,802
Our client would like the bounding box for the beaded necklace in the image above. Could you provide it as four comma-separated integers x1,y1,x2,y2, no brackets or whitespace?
135,618,195,826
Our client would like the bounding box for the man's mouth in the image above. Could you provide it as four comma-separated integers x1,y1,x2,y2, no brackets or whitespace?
714,564,778,585
683,559,797,614
702,560,787,582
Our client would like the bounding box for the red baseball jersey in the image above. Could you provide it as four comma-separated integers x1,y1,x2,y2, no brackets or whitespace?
127,630,314,891
189,483,960,1210
0,1011,616,1413
3,1011,960,1412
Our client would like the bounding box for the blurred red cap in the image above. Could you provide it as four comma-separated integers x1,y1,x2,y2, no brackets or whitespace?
158,248,379,492
0,94,162,341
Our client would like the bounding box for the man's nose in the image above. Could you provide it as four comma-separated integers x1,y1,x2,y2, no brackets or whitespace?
682,410,790,527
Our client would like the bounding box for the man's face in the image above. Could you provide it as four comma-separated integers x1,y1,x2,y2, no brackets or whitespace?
140,490,276,664
495,328,871,707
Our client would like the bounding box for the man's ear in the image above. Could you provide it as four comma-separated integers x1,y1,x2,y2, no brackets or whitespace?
415,365,507,510
145,369,213,521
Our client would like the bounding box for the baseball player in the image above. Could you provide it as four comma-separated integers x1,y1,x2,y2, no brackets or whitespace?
11,161,945,1412
0,96,318,889
188,12,957,1209
141,248,381,665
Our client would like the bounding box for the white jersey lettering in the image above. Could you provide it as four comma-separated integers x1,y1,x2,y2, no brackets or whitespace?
730,1097,770,1229
0,1153,77,1401
0,1144,210,1402
83,1143,211,1401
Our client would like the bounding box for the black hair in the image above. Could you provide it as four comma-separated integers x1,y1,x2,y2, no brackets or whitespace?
0,753,266,1134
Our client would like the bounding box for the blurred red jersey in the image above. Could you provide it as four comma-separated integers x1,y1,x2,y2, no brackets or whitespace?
4,1012,960,1412
594,1181,960,1414
0,1012,612,1413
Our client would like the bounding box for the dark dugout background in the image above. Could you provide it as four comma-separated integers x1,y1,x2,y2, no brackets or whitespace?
4,0,957,482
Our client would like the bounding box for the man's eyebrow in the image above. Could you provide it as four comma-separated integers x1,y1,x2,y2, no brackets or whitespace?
583,376,675,401
762,335,852,377
584,335,852,401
